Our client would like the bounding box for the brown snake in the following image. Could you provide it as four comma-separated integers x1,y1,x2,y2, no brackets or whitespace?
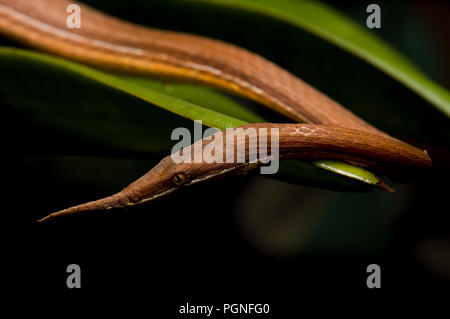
0,0,432,221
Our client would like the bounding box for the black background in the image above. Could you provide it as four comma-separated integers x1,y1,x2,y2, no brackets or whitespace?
2,0,450,313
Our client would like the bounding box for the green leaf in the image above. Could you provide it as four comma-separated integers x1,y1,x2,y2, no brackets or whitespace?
0,47,247,154
181,0,450,117
0,47,379,191
120,76,265,124
312,160,380,185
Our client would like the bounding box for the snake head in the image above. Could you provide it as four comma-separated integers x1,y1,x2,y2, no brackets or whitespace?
38,147,248,222
128,152,249,206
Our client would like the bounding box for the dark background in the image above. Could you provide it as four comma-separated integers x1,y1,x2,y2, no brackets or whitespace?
2,0,449,312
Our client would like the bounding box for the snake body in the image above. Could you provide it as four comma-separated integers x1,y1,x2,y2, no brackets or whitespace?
0,0,432,221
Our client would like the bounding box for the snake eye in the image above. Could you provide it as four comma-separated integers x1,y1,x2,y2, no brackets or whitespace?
172,172,186,186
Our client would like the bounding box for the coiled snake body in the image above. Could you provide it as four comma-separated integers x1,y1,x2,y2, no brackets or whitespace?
0,0,432,221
